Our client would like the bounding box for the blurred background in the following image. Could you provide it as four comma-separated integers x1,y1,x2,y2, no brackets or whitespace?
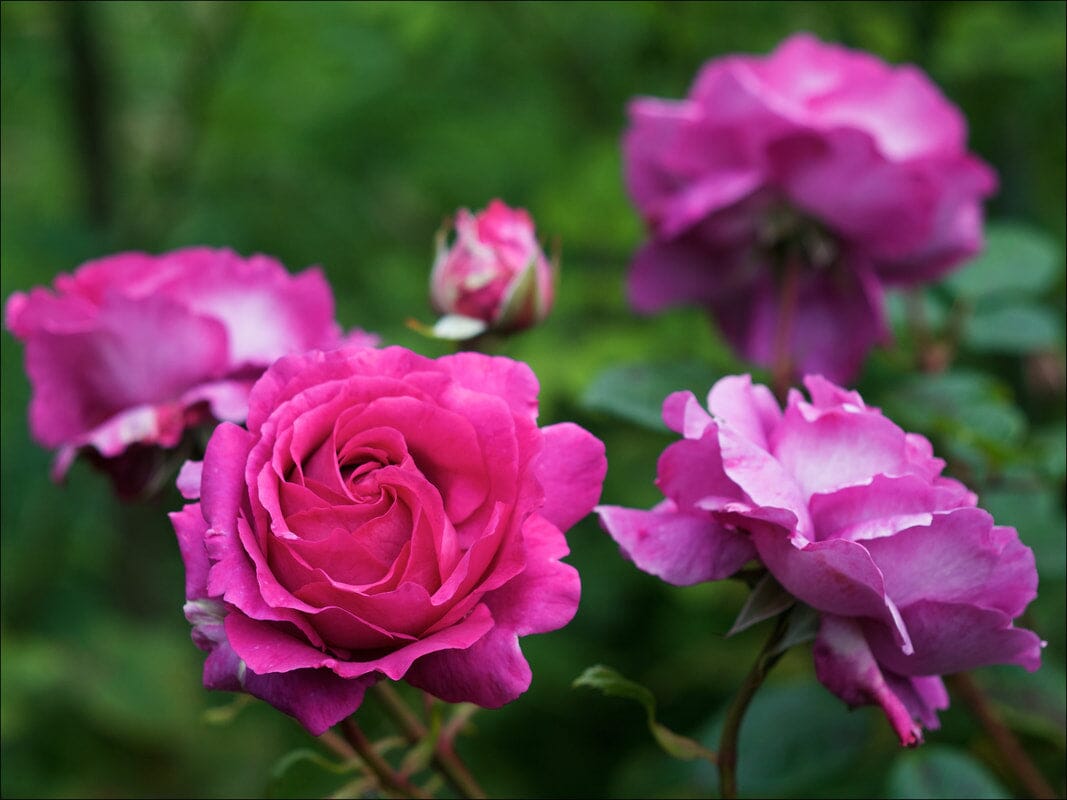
2,2,1064,797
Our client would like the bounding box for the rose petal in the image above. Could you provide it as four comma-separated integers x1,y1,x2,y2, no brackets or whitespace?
598,501,755,585
537,422,607,532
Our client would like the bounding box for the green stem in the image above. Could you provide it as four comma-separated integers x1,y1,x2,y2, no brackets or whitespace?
371,683,488,800
718,614,790,800
339,717,433,799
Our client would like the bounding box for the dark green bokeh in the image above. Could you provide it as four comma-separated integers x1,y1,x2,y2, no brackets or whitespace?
2,3,1064,797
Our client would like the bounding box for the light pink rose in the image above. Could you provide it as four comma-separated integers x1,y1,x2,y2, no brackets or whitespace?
429,199,554,338
171,345,606,734
624,33,997,382
597,374,1041,745
4,247,374,497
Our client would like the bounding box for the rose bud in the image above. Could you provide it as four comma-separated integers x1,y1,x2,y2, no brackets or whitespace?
171,345,606,735
426,199,555,340
623,33,996,382
597,374,1042,746
4,246,375,498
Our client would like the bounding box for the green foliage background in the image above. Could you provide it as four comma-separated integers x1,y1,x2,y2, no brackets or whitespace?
2,2,1064,797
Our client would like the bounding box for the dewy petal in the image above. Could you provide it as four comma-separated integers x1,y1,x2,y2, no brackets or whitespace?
537,422,607,532
813,615,924,746
597,502,755,585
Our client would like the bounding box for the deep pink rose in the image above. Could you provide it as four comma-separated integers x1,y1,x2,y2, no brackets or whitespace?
597,374,1041,745
624,33,996,382
429,199,554,338
4,246,373,496
171,345,606,734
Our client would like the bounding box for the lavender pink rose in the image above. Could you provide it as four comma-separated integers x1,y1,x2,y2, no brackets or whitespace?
597,374,1042,745
623,33,997,382
4,246,370,496
171,345,606,734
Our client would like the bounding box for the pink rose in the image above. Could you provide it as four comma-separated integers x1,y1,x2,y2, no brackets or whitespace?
429,199,554,338
624,33,996,382
4,246,373,496
597,374,1041,745
171,345,606,734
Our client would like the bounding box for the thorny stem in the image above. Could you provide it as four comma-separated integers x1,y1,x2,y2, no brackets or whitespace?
718,613,791,800
372,683,489,800
339,717,433,799
771,258,802,404
947,673,1057,800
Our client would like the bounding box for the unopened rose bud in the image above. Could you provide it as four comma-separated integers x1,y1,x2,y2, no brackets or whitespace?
427,199,555,339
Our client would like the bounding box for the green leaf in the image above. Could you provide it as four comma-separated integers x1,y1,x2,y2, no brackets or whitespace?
885,746,1010,799
963,303,1064,354
581,361,716,432
768,604,821,658
879,370,1026,474
726,573,795,637
946,222,1061,300
573,665,716,764
980,486,1067,580
695,682,877,797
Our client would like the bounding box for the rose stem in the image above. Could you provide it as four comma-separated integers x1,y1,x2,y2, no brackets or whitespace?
318,728,358,761
771,257,802,404
372,683,488,800
906,287,953,373
339,716,434,799
946,673,1056,800
718,613,790,800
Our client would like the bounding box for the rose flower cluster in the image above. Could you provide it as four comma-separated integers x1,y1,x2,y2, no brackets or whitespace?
1,27,1047,793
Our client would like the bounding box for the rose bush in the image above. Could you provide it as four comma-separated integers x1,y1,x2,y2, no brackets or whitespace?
597,374,1042,745
171,345,606,734
4,246,371,496
623,33,997,382
428,199,554,338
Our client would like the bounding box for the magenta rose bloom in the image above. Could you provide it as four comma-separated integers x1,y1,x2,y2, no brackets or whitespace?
170,345,606,734
4,246,372,496
624,33,997,382
597,374,1041,745
428,199,554,339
